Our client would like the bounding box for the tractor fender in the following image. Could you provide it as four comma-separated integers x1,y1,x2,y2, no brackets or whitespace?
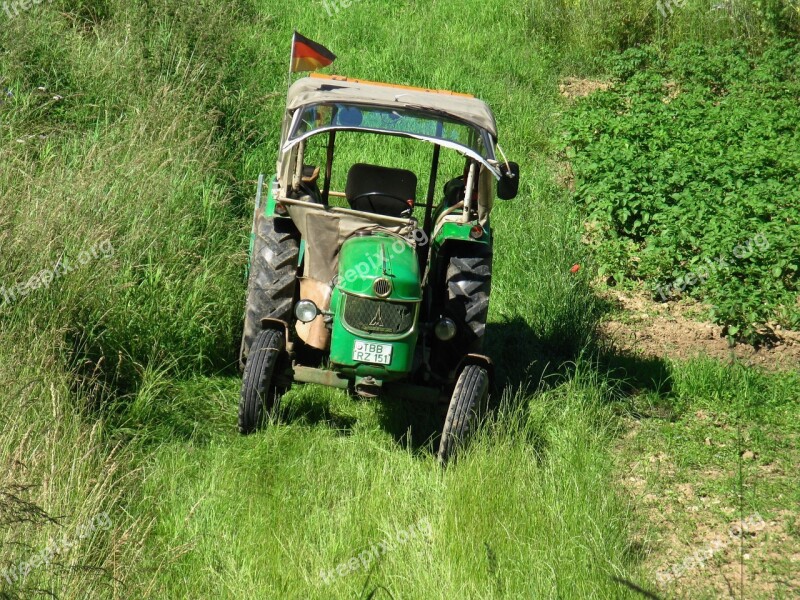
456,353,494,384
432,220,492,250
260,317,290,338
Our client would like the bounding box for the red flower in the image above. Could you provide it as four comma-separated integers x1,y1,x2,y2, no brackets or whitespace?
570,264,581,274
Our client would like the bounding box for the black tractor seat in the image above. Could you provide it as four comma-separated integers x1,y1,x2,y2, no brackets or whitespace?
345,163,417,218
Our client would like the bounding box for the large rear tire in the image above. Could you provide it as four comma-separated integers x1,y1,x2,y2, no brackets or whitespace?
239,328,286,435
437,364,489,464
240,215,299,368
434,244,492,374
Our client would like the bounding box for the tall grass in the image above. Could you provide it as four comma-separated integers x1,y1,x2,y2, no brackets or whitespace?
124,372,639,599
0,332,147,598
2,2,250,597
526,0,800,71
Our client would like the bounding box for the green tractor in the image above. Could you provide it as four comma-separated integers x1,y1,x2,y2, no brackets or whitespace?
239,74,519,462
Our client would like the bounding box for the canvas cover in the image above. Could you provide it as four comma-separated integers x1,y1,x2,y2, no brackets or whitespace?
286,201,416,284
286,76,498,138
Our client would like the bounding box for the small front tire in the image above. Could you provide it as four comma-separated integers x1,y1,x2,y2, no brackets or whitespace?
437,364,489,464
239,328,286,435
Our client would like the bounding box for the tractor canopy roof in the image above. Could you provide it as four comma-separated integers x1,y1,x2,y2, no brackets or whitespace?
283,75,501,177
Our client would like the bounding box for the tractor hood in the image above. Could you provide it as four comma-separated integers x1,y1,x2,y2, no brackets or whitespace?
337,233,421,302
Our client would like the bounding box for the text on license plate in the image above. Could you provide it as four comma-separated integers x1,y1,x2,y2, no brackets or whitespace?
352,340,393,365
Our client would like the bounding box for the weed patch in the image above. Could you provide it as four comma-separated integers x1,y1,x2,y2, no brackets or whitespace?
561,40,800,342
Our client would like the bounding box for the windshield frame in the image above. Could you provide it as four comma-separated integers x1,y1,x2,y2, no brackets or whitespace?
281,102,501,178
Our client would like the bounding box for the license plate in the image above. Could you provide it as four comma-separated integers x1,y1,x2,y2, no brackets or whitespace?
352,340,393,365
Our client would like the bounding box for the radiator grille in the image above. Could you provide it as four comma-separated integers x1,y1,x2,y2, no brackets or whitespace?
373,278,392,297
343,295,414,335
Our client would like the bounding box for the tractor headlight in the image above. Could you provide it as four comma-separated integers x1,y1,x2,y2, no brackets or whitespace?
295,299,319,323
434,318,457,341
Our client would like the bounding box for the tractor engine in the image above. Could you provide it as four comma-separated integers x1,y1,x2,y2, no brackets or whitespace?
328,231,422,383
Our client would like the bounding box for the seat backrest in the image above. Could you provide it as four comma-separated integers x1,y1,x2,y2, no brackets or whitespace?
345,163,417,217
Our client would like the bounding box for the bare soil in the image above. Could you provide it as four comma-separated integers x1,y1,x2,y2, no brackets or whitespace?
621,432,800,599
599,290,800,372
558,77,612,99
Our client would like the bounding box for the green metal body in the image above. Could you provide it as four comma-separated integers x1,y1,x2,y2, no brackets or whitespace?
328,233,421,381
431,220,491,253
247,177,288,279
428,212,493,293
249,177,304,276
263,177,280,217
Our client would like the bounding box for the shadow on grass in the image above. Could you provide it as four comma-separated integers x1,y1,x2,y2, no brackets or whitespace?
485,316,578,393
489,314,674,392
376,314,598,454
278,392,358,435
374,315,678,459
598,346,674,405
375,395,444,455
68,291,677,452
485,313,678,421
595,338,678,422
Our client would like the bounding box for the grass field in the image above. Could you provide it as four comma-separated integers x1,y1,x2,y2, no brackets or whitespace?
1,1,798,598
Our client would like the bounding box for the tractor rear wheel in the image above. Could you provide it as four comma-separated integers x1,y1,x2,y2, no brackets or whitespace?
437,364,489,464
239,328,286,434
240,215,299,368
434,244,492,374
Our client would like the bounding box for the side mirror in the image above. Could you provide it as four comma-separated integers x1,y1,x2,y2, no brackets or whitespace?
497,162,520,200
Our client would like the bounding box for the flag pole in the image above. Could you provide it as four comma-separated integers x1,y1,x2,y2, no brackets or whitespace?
287,31,296,96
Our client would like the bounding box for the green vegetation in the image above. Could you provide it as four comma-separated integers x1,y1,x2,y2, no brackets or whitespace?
562,39,800,341
128,374,638,598
1,0,797,598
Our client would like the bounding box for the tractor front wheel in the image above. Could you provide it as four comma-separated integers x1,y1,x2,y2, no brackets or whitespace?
437,364,489,464
239,328,287,435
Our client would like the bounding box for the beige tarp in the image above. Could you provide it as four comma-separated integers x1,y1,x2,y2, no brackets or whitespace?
286,76,498,138
286,201,415,284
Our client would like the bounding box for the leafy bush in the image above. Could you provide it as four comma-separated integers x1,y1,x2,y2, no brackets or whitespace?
561,39,800,342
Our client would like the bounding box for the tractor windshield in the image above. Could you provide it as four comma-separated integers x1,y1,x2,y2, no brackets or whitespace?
283,102,499,177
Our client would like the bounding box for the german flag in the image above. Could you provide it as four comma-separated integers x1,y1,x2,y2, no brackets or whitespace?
291,32,336,73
